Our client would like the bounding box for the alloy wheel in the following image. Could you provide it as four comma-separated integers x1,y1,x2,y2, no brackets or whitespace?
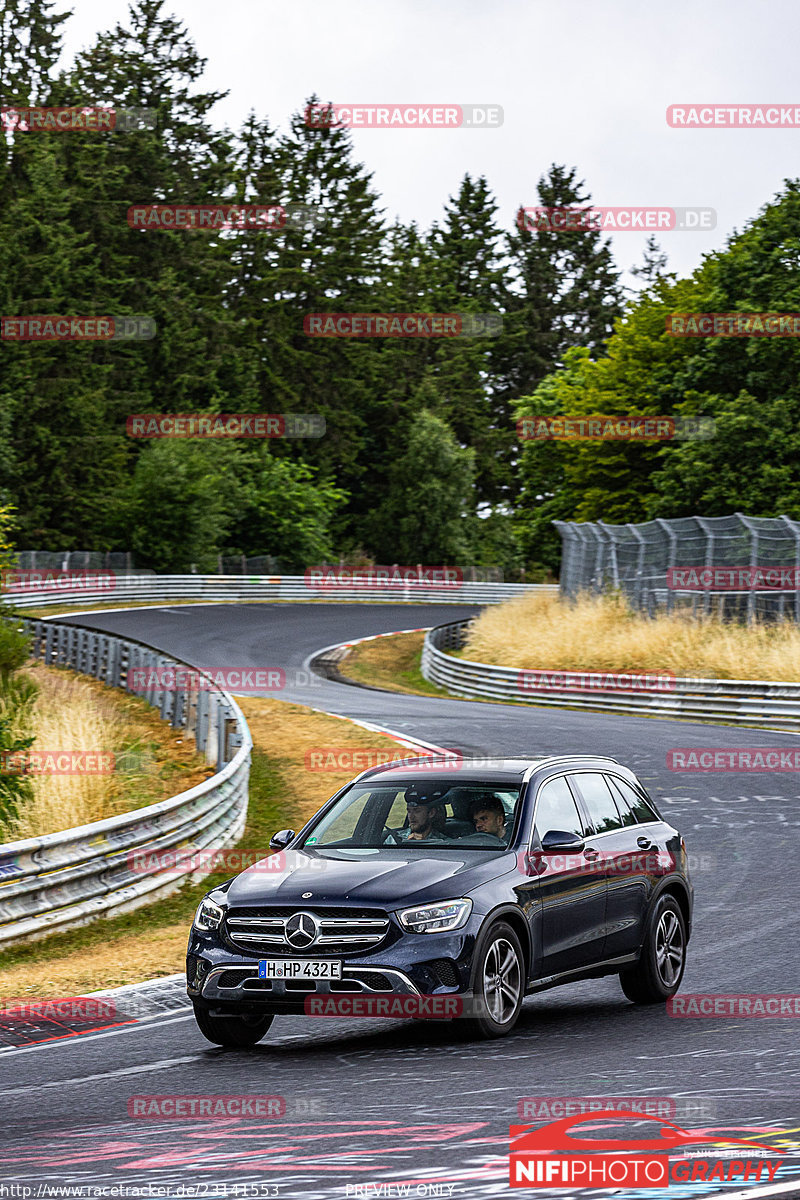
482,936,522,1024
655,909,684,986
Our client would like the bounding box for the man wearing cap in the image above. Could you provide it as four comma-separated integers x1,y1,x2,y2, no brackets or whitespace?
386,786,452,842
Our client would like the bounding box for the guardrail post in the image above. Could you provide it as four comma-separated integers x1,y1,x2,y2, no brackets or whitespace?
205,692,219,766
195,689,209,753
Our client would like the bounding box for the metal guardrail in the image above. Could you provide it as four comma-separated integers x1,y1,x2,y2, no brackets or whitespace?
421,619,800,729
3,575,551,610
0,621,252,946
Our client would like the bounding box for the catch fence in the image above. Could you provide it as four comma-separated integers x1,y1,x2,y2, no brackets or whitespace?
554,513,800,624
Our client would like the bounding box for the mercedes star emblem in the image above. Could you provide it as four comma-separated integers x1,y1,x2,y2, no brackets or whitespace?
285,911,319,948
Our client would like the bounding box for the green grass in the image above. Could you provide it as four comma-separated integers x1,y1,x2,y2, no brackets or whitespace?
340,632,453,698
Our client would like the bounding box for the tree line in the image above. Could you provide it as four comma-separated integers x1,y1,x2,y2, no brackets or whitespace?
2,0,799,576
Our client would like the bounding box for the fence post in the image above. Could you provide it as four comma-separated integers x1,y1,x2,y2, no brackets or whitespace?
696,517,715,618
779,515,800,624
655,518,678,614
598,523,620,589
628,524,646,610
737,513,759,626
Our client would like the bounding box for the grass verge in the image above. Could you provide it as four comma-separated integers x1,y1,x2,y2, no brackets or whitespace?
2,664,214,841
0,696,426,999
337,632,451,697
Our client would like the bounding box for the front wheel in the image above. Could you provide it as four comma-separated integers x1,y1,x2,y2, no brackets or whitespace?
620,895,687,1004
463,921,525,1039
193,1004,274,1047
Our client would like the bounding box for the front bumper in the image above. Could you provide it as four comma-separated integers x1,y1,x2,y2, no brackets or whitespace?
187,916,482,1014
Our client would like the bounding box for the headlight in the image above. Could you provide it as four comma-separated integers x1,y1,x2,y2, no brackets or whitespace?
193,897,225,931
396,898,472,933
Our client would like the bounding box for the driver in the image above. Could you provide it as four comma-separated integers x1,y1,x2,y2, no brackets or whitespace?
386,785,452,842
469,793,508,840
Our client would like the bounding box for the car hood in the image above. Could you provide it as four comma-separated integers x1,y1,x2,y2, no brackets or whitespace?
224,847,516,909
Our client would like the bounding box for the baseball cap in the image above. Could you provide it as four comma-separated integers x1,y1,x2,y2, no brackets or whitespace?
404,784,450,807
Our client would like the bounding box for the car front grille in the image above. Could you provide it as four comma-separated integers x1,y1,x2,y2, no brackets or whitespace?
224,907,391,955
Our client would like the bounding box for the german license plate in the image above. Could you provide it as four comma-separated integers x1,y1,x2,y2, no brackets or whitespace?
258,959,342,980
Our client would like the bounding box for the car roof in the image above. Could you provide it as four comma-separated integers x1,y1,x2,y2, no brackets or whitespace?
355,754,622,785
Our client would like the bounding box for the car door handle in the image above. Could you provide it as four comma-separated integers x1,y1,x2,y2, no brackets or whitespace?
637,836,652,849
583,847,600,859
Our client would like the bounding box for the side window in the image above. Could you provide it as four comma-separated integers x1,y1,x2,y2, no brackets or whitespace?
604,777,637,826
572,772,624,834
534,776,583,841
608,776,658,825
310,790,373,844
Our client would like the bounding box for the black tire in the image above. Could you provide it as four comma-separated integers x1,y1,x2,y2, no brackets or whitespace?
620,895,687,1004
462,921,525,1039
193,1004,274,1047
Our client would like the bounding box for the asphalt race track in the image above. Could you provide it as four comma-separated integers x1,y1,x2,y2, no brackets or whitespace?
2,603,799,1199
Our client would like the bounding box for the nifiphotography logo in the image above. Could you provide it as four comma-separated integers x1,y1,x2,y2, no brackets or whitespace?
509,1110,784,1188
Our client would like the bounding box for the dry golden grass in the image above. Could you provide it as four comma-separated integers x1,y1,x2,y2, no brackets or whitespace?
462,590,800,681
1,696,424,997
0,922,192,1003
1,664,214,840
235,695,418,826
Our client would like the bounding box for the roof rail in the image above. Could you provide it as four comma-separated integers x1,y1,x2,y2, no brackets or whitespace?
353,752,620,783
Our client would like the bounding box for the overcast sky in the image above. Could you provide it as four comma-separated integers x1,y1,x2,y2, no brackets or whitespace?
60,0,800,287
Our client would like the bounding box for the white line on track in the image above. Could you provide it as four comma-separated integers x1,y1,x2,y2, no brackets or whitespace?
0,1049,206,1094
0,1011,194,1057
40,603,231,619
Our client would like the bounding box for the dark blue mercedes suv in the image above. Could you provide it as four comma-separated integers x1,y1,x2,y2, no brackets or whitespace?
187,755,692,1045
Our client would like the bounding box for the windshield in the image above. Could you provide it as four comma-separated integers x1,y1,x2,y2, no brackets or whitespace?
299,778,523,850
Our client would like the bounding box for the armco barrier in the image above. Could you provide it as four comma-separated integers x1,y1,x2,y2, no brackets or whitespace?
0,621,252,945
2,574,551,610
421,619,800,729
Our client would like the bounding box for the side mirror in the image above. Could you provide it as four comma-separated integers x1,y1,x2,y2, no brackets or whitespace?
269,829,296,851
540,829,585,854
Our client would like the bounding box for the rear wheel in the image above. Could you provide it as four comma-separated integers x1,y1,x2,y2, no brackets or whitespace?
620,895,687,1004
193,1004,274,1047
463,921,524,1039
